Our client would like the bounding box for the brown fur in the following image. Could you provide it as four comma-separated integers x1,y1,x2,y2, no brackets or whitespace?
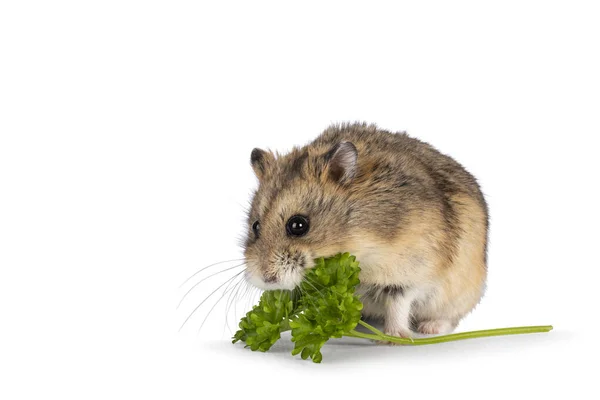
243,122,489,336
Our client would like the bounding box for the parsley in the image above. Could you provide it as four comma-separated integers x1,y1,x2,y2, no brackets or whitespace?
232,289,296,352
232,253,552,363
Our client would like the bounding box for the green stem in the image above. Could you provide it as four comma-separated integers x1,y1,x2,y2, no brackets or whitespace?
348,324,553,345
357,319,386,336
346,330,383,341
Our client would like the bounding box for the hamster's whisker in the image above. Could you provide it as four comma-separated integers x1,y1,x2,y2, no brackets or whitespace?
242,283,254,312
232,279,253,325
235,281,254,331
223,277,241,332
179,270,245,332
178,258,245,288
177,263,246,309
197,273,245,335
246,286,260,313
223,276,246,336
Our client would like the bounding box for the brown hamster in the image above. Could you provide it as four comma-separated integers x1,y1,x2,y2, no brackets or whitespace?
243,122,488,338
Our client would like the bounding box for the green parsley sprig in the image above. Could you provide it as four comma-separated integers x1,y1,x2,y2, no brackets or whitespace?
232,253,552,363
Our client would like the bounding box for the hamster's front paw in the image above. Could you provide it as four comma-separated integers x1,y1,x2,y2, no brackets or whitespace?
377,326,414,345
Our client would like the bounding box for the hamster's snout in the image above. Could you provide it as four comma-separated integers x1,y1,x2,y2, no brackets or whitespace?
244,249,311,291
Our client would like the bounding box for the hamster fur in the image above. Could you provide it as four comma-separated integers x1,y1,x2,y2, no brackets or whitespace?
243,122,488,338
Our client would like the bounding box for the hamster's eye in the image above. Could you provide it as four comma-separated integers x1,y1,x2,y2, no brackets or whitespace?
252,221,261,238
286,215,310,237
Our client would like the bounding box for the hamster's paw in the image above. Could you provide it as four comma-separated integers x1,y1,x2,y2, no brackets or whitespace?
377,326,414,345
417,320,454,335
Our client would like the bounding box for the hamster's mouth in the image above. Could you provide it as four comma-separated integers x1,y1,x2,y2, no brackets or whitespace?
244,254,317,291
244,268,305,291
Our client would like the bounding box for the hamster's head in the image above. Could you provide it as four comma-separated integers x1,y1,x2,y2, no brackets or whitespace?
243,142,359,290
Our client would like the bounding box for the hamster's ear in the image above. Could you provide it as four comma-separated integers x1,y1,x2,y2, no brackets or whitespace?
250,148,274,180
325,141,358,184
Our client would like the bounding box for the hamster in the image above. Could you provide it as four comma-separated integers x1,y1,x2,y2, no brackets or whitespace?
243,122,488,338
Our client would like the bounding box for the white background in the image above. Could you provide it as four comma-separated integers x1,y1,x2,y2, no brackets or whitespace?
1,1,599,399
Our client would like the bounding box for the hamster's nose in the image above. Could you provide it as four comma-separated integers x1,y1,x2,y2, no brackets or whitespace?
263,272,277,283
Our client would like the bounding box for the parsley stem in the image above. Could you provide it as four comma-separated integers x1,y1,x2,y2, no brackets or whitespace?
347,325,553,345
346,330,387,341
357,319,386,336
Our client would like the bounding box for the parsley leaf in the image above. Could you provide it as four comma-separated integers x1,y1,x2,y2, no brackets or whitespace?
289,253,362,362
232,289,295,352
